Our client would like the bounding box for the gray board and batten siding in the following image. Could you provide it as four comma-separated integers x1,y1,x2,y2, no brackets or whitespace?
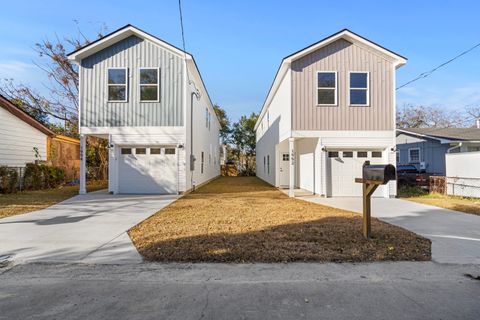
291,39,395,131
80,35,184,127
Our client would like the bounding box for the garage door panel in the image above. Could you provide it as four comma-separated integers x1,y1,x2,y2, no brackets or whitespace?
329,150,386,197
118,147,177,194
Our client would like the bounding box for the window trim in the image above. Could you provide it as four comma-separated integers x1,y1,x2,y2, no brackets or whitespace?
316,71,338,106
348,71,369,107
107,67,128,103
408,147,420,163
139,67,160,102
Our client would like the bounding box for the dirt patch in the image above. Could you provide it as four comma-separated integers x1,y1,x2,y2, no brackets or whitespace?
129,177,431,263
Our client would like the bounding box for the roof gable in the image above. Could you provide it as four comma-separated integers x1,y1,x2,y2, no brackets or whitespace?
285,29,407,67
67,25,190,62
0,94,54,136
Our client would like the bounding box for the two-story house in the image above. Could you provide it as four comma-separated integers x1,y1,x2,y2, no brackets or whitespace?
255,29,406,198
68,25,221,194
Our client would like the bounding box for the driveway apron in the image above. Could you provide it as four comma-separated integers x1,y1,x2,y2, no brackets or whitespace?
300,196,480,264
0,192,176,264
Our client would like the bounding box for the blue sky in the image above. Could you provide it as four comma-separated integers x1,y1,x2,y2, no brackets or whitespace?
0,0,479,121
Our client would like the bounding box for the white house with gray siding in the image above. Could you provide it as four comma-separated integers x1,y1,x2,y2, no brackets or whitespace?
255,29,406,197
68,25,220,194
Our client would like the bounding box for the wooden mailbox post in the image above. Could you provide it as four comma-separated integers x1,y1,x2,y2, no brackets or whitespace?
355,161,396,239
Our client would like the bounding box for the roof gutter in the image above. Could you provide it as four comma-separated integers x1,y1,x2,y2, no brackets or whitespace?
447,142,462,153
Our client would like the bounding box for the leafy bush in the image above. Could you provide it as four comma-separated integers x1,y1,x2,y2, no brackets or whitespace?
23,163,65,190
0,166,19,193
398,185,428,198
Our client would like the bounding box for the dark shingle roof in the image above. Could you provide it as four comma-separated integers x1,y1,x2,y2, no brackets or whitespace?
399,127,480,141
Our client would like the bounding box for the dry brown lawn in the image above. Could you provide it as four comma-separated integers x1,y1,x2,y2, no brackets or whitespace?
129,177,431,263
406,194,480,216
0,181,108,219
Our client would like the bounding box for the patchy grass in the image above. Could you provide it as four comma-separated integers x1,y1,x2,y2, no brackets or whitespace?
402,192,480,216
129,177,430,263
0,181,108,219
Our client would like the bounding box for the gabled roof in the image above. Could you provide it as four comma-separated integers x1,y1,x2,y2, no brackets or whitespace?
67,24,191,62
67,24,220,127
255,29,407,130
0,94,54,136
397,128,480,142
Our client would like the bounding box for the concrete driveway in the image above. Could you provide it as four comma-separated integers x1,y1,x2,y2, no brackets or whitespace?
301,196,480,264
0,192,177,264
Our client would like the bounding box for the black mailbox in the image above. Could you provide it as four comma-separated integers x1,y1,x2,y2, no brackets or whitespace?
362,164,396,185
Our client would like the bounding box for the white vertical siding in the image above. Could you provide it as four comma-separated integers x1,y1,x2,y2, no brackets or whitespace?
0,107,48,166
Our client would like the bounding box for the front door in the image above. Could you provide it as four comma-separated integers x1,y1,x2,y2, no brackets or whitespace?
279,152,290,187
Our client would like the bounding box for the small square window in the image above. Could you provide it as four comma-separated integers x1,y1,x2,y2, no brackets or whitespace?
136,148,146,155
328,151,339,158
357,151,368,158
372,151,382,158
282,153,290,161
150,148,161,155
342,151,353,158
165,148,176,155
121,148,132,155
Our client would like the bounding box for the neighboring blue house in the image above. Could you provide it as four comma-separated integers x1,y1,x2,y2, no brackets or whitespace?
396,128,480,175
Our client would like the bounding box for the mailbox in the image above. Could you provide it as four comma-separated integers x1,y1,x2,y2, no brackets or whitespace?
362,164,396,185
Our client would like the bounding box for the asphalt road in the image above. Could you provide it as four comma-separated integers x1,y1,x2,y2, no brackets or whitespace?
1,261,479,320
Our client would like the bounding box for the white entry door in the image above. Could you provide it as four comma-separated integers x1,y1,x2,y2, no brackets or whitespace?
118,146,177,194
279,152,290,187
328,150,386,197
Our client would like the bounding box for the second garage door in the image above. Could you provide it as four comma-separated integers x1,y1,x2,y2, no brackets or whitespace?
118,146,177,194
328,150,387,197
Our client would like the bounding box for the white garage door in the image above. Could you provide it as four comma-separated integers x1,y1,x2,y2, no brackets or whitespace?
118,146,177,194
328,150,386,197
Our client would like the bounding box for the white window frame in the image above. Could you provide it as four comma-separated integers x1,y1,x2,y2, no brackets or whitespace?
107,67,128,102
349,71,369,107
316,71,337,106
408,147,420,163
139,67,160,102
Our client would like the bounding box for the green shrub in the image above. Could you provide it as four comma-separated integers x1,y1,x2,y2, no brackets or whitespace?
398,185,428,198
0,166,19,193
23,163,65,190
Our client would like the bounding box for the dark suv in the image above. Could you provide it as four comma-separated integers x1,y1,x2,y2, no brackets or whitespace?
397,164,428,187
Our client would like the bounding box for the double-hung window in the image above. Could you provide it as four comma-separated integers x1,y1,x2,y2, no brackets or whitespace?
139,68,160,102
408,148,420,163
317,72,337,106
349,72,369,106
108,68,128,102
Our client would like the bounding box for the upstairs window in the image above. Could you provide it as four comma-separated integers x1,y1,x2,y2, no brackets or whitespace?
139,68,160,102
317,72,337,106
108,68,127,102
349,72,369,106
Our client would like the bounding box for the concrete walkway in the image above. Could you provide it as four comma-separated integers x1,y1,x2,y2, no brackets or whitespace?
300,196,480,264
0,192,177,264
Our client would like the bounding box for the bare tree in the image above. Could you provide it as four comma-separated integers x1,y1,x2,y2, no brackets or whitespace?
465,104,480,127
0,26,107,136
397,103,467,128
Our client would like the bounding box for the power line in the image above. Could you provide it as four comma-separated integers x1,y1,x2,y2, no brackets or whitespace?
178,0,191,83
396,41,480,90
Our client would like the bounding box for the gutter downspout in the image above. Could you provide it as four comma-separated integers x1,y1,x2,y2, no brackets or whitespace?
190,90,200,191
447,142,462,153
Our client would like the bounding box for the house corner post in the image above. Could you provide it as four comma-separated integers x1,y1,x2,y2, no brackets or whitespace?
288,137,295,197
79,134,87,195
